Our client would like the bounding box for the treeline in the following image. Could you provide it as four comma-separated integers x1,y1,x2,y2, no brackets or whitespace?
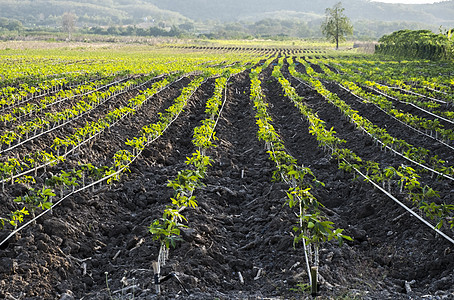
80,20,440,41
376,29,454,60
207,18,438,41
0,18,23,31
85,25,182,37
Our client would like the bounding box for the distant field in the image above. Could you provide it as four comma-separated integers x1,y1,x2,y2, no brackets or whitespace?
0,38,355,50
0,42,453,299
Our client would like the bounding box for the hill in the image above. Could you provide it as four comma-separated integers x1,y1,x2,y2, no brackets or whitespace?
0,0,453,39
146,0,454,26
0,0,189,27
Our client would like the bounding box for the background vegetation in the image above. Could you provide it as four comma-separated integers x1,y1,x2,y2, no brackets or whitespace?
0,0,453,41
376,29,454,60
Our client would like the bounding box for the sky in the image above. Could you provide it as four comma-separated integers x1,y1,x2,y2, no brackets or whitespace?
372,0,445,3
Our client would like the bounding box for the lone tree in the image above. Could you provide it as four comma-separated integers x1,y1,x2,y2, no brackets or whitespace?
62,12,76,41
321,2,353,50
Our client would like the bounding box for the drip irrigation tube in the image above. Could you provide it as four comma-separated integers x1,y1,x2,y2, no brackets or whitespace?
286,69,454,245
334,82,454,152
0,75,203,247
351,163,454,245
366,85,454,126
291,75,454,182
386,85,448,105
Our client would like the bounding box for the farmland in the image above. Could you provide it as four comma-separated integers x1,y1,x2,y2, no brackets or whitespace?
0,42,453,299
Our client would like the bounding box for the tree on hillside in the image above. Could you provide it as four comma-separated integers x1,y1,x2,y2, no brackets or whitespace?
321,2,353,50
0,18,23,31
62,12,76,40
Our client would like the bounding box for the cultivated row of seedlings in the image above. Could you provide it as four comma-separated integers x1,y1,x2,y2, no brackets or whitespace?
0,55,209,143
0,51,223,105
0,72,108,112
281,58,454,240
323,58,454,113
0,77,174,191
313,60,454,140
331,58,454,102
0,74,209,245
0,72,139,124
0,74,162,153
0,56,107,88
297,59,454,181
0,53,254,240
0,78,173,229
148,68,242,293
332,59,454,118
251,57,351,294
0,71,180,187
0,53,229,132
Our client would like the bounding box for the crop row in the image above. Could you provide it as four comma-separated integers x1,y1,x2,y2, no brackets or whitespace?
0,53,258,172
0,73,209,240
297,59,454,181
0,73,159,154
0,73,108,112
0,50,251,99
311,60,454,147
0,45,256,241
0,77,176,191
0,56,106,87
327,58,454,105
253,58,351,291
326,58,454,117
284,58,454,233
149,72,233,278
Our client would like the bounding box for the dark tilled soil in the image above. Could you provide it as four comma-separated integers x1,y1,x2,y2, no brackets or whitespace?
266,63,454,296
0,63,453,300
